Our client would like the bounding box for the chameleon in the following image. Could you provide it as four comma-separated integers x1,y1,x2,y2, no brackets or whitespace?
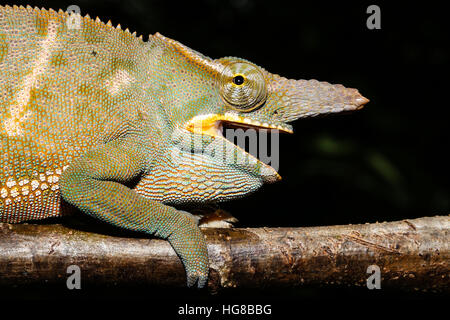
0,5,368,288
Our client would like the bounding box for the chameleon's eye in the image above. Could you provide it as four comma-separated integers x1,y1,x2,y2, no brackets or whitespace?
233,75,245,85
219,62,267,112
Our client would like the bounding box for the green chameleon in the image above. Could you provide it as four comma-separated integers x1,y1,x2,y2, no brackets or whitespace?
0,5,368,287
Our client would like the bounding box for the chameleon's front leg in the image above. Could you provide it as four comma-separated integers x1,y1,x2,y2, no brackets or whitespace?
59,141,208,288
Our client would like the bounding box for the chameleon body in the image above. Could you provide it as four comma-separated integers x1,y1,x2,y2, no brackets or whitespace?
0,5,368,287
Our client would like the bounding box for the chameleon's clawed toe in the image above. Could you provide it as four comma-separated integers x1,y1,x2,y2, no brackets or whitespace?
198,209,238,228
186,271,208,289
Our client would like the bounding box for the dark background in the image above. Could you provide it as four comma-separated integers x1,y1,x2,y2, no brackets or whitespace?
1,0,448,314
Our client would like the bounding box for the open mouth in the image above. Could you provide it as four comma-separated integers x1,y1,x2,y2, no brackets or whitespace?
185,113,293,135
185,113,293,182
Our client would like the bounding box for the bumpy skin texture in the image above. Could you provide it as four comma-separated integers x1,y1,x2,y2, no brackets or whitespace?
0,6,368,287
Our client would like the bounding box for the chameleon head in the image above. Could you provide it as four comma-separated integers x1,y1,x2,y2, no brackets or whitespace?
146,33,369,202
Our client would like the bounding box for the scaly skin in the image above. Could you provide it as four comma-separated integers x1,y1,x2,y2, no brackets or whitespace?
0,5,368,287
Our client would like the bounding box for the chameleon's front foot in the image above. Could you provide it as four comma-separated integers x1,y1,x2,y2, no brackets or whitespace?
59,143,210,288
168,210,209,288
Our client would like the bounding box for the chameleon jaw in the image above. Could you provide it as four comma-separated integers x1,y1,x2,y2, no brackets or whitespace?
185,113,293,136
184,113,289,182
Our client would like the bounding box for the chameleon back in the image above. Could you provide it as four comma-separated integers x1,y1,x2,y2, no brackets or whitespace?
0,6,151,222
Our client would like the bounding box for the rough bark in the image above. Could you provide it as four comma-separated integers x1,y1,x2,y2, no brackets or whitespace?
0,215,448,292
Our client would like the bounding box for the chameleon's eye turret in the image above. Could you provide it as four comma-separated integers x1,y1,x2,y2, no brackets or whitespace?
219,61,267,112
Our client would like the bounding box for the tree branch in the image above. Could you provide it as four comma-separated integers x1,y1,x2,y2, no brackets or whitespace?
0,216,448,292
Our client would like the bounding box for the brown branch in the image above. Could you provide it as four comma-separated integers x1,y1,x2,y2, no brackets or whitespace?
0,216,448,292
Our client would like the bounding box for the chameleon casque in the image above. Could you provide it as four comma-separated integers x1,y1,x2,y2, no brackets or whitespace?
0,5,368,287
